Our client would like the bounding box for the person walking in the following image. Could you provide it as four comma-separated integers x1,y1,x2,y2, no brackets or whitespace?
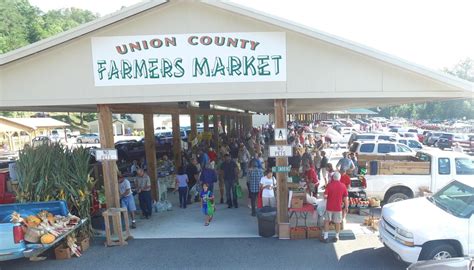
200,183,215,226
118,174,137,228
174,166,189,208
238,143,251,178
320,151,329,186
336,152,355,173
247,160,264,216
314,150,322,180
135,168,153,219
321,172,348,243
220,153,239,208
260,169,276,207
200,162,218,193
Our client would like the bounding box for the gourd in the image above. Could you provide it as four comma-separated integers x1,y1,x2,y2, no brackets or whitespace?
26,216,42,227
40,233,56,244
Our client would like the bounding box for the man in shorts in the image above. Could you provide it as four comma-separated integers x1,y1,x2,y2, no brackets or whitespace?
119,174,137,228
321,172,348,243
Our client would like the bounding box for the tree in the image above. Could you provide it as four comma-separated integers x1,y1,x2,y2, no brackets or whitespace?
377,58,474,120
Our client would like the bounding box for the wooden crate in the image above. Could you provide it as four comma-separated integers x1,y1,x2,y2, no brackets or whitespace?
306,227,321,239
55,245,72,260
290,227,307,240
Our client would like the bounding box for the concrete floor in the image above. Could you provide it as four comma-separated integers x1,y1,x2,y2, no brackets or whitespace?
124,172,377,239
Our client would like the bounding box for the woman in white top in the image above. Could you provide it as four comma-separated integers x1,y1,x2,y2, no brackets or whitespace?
260,169,276,207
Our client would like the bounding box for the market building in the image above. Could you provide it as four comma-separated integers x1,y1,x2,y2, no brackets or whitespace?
0,0,472,238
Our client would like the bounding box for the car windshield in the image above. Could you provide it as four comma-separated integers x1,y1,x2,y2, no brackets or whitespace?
430,181,474,218
455,158,474,175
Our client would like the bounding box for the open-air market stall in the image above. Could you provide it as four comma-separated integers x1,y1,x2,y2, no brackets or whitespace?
0,0,472,241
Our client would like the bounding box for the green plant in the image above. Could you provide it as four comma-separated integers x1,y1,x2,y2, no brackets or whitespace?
16,144,94,236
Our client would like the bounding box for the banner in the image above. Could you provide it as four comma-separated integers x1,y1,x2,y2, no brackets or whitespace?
91,32,286,86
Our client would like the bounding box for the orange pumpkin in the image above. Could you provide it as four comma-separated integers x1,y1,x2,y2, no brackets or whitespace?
40,233,56,244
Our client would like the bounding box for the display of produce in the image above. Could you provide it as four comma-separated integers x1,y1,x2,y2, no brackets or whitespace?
10,210,83,257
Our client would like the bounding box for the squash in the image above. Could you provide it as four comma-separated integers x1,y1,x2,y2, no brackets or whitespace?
25,216,42,227
40,233,56,244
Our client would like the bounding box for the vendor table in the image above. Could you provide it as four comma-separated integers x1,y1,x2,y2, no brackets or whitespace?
288,203,315,227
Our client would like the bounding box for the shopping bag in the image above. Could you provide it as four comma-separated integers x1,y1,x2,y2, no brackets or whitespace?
257,189,263,209
207,200,215,216
235,183,243,199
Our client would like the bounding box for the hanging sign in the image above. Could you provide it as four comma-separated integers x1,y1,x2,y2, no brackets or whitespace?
274,128,287,141
95,149,118,161
91,32,286,86
269,145,292,157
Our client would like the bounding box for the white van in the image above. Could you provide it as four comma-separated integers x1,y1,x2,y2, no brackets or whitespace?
379,179,473,263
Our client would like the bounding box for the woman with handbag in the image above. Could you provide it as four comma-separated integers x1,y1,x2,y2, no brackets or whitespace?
259,169,276,207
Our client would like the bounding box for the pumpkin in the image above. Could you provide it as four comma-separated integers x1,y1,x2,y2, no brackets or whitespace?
25,216,42,227
40,233,56,244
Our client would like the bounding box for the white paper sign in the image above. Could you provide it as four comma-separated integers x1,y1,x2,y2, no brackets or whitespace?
95,149,118,161
269,145,293,157
274,128,287,141
91,32,286,86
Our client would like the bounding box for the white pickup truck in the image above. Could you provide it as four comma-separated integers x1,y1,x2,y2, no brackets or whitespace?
379,179,473,263
362,149,474,204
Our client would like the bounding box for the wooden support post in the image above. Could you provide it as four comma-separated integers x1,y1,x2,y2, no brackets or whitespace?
226,115,231,136
172,113,182,169
274,99,289,238
213,114,219,149
203,114,209,133
143,113,158,202
97,104,120,209
190,112,197,143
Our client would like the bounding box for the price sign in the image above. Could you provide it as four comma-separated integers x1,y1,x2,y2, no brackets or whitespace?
272,166,291,173
269,145,292,157
95,149,118,161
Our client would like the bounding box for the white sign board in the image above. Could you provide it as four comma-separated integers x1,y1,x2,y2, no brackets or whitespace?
91,32,286,86
95,149,118,161
269,145,293,157
274,128,287,141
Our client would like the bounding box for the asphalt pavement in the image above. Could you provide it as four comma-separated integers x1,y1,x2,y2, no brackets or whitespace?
1,235,408,270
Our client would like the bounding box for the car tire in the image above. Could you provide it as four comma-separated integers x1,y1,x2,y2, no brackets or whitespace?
419,243,457,261
94,139,99,143
386,192,410,204
77,139,82,144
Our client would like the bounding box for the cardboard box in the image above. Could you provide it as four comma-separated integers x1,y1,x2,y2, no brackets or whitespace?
306,227,321,239
290,227,306,240
55,245,72,260
79,237,90,252
290,197,303,209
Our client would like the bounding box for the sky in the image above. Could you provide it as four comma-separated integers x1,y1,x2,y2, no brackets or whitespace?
28,0,474,71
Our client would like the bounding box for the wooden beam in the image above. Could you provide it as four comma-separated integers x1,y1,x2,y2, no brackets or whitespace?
213,114,219,149
97,104,120,208
109,104,251,117
190,112,197,145
143,113,158,202
274,99,289,235
226,116,231,136
172,113,182,169
203,115,209,133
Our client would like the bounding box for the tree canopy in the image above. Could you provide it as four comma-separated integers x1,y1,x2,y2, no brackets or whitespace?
0,0,98,53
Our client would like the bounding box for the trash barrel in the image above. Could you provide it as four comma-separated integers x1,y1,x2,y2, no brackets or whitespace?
257,206,277,237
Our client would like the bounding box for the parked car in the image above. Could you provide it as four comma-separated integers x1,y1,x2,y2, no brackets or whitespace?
349,141,415,156
397,138,423,150
425,132,444,146
76,133,100,144
115,136,172,161
31,136,50,147
407,257,473,270
379,179,473,264
348,133,397,146
437,133,469,150
360,149,474,203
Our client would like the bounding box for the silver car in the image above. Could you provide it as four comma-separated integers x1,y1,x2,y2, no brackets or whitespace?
407,257,473,270
76,133,100,144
